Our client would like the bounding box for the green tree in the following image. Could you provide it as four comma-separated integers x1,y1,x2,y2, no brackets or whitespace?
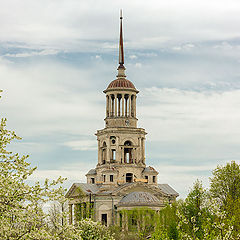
210,161,240,206
151,203,179,240
209,161,240,238
177,180,208,239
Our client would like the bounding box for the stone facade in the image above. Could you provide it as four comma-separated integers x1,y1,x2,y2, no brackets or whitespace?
66,12,179,228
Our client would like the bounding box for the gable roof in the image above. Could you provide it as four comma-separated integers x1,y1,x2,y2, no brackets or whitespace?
65,182,179,198
143,166,159,174
111,182,169,197
65,183,99,198
158,184,179,197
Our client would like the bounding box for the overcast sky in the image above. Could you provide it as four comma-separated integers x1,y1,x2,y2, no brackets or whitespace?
1,0,240,198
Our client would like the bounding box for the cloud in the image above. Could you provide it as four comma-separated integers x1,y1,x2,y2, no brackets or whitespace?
0,0,240,51
3,49,60,58
139,87,240,142
129,55,137,59
135,62,142,68
0,59,105,138
29,169,87,182
95,55,102,59
172,43,195,51
63,140,97,151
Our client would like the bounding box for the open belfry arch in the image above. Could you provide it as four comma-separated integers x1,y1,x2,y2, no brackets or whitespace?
66,10,179,228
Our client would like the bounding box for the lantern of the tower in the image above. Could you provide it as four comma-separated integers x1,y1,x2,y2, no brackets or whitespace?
103,11,139,129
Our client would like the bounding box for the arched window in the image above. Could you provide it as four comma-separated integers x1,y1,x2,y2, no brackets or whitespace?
124,94,129,116
111,94,115,117
124,141,132,146
117,94,122,117
102,142,107,164
124,141,133,163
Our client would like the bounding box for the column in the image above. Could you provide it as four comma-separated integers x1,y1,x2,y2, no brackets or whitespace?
86,202,89,218
111,96,114,117
124,212,128,231
109,95,112,117
133,148,136,163
114,94,117,117
142,138,145,163
133,95,136,117
106,95,109,117
128,96,131,117
121,147,123,163
138,138,141,163
106,141,110,163
125,96,128,117
122,94,124,116
132,95,135,117
118,96,121,116
69,204,73,224
117,212,120,226
98,140,100,165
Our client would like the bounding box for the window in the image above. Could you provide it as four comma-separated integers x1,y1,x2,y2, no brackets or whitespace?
91,178,95,184
145,176,148,183
102,149,106,164
103,175,106,182
153,176,156,183
110,136,116,145
111,149,116,162
126,152,130,163
126,173,133,183
119,213,122,228
101,214,107,226
124,141,133,163
102,142,107,164
110,175,113,182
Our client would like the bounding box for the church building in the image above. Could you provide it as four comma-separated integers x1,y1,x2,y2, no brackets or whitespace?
66,11,178,228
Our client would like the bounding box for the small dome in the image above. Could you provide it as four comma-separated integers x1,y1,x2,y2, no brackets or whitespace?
106,78,136,91
86,169,96,175
143,166,158,174
118,191,160,207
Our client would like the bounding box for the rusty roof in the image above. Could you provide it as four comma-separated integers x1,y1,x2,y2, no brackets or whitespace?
106,78,136,91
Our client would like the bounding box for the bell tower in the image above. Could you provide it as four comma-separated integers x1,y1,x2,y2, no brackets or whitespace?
89,11,155,187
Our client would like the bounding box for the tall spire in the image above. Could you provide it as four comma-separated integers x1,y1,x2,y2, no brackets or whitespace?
117,9,126,78
119,9,124,67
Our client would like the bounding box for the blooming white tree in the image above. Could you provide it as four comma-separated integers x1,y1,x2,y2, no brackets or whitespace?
0,117,69,239
0,115,115,239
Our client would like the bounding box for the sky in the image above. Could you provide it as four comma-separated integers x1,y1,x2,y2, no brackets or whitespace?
0,0,240,198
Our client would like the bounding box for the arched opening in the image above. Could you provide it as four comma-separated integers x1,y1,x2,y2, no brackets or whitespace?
124,94,129,117
111,94,115,117
111,149,116,163
124,141,133,163
131,95,134,117
102,142,107,164
106,95,109,117
126,173,133,183
117,94,122,117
